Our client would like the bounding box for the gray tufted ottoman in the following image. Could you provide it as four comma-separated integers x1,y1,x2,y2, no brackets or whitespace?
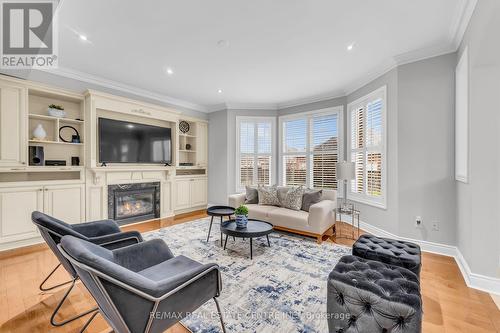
327,255,422,333
352,234,422,276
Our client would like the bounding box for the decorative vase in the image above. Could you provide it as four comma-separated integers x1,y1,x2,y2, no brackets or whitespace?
236,214,248,228
186,143,191,150
32,124,47,140
48,108,66,118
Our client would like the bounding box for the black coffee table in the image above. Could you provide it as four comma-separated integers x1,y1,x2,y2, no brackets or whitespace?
206,205,235,243
221,219,273,259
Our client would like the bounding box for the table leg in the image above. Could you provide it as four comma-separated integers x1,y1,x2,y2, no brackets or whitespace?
266,235,270,247
250,238,253,260
220,232,223,247
207,216,214,242
223,234,229,250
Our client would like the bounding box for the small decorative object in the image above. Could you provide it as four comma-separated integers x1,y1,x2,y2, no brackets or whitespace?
185,143,192,150
32,123,47,140
234,205,249,228
59,125,80,143
179,120,190,133
48,104,66,118
71,156,80,166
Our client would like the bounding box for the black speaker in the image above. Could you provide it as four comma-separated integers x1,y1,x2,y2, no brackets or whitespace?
29,146,44,166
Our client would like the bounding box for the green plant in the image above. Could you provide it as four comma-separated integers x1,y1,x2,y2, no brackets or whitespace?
234,205,249,216
48,104,64,110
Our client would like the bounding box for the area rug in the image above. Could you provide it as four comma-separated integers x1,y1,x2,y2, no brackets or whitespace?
143,217,351,332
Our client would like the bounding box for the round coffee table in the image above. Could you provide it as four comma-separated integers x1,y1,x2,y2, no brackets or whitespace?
206,206,235,243
220,219,273,259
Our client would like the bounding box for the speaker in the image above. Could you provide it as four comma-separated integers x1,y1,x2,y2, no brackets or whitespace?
29,146,44,166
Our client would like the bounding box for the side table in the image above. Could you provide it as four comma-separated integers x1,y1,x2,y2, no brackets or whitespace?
336,206,360,240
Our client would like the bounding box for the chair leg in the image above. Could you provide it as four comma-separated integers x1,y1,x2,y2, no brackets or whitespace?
79,310,100,333
213,297,227,333
50,278,99,327
39,263,73,292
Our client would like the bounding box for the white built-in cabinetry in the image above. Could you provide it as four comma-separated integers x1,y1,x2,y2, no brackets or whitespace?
174,176,208,213
0,81,26,166
0,75,208,251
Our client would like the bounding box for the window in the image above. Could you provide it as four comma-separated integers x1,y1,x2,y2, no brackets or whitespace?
236,117,276,190
347,86,386,208
279,107,342,190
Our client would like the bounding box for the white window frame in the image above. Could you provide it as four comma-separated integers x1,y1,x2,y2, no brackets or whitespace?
235,116,277,192
347,85,387,209
278,106,344,192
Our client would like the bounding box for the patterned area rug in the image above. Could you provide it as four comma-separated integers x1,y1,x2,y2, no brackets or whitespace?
143,217,351,333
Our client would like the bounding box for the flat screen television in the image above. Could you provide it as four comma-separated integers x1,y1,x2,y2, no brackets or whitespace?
98,118,172,164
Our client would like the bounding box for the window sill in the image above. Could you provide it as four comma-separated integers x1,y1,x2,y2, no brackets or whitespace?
346,194,387,210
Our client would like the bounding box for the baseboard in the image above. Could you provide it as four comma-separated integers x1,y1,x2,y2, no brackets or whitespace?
340,216,500,295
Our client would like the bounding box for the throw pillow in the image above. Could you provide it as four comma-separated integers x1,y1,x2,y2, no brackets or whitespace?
244,186,258,204
257,185,281,206
301,190,323,212
281,186,305,211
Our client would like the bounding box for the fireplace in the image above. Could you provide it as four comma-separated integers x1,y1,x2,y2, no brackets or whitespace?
108,182,160,225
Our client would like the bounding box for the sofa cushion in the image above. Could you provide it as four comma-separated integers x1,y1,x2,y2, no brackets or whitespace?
246,204,279,221
280,186,304,211
301,190,322,212
257,185,280,206
267,207,309,229
244,186,258,204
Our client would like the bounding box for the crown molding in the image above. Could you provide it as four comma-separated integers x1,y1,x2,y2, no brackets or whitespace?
35,67,209,112
276,89,345,110
450,0,478,50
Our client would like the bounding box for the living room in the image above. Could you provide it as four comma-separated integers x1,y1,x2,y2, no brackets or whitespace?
0,0,499,332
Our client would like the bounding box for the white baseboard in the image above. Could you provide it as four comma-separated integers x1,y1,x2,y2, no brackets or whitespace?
340,216,500,295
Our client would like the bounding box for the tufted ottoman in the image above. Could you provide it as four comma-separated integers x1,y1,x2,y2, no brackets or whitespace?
352,234,422,276
327,255,422,333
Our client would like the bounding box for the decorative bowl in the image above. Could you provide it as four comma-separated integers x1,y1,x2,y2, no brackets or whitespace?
48,108,66,118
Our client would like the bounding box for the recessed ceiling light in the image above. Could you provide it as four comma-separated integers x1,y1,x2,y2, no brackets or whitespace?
217,89,223,94
78,34,88,41
347,43,355,51
165,67,174,75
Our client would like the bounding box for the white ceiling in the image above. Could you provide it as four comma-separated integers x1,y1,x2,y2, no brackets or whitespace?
53,0,473,111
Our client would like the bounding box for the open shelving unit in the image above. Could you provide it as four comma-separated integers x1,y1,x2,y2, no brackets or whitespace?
178,120,198,166
27,88,85,167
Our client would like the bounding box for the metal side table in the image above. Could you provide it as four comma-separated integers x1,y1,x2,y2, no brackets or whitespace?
336,205,360,240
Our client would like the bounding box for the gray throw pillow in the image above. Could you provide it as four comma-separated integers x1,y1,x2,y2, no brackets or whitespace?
301,190,323,212
257,185,281,206
244,186,258,204
281,186,305,211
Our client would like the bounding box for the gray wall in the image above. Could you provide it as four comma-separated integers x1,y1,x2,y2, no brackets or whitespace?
397,53,457,245
456,0,500,277
208,110,229,205
346,69,400,235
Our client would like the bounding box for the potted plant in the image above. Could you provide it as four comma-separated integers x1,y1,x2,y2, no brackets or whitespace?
234,205,249,228
48,104,66,118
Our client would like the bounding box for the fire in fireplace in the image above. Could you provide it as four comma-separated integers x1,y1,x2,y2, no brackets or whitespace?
108,182,160,225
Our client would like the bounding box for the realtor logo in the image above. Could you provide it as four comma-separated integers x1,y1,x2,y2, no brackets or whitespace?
1,1,58,68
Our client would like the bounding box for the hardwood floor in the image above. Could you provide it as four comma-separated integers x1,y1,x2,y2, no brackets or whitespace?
1,213,499,333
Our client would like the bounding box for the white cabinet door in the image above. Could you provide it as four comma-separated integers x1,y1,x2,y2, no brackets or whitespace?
196,122,208,167
174,179,191,210
161,181,173,216
44,184,85,224
0,186,42,242
0,82,26,166
190,178,207,207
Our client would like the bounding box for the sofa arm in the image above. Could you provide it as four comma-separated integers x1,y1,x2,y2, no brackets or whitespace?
308,199,336,234
228,193,246,208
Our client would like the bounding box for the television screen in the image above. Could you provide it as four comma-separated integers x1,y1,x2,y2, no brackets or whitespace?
98,118,172,164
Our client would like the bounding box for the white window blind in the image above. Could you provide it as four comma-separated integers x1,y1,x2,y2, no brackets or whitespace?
347,86,386,208
280,108,342,190
236,117,275,190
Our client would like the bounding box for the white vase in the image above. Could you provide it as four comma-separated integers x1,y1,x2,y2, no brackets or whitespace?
32,124,47,140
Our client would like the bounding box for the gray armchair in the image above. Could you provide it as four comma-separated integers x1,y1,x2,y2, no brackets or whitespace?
58,235,226,333
31,211,143,327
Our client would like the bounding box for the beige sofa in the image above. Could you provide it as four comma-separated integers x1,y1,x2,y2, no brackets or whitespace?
228,188,337,243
